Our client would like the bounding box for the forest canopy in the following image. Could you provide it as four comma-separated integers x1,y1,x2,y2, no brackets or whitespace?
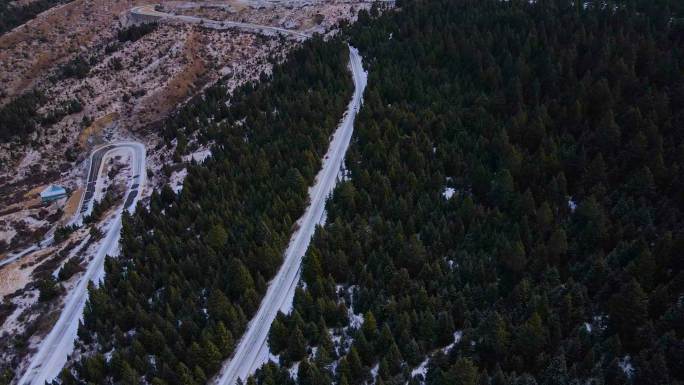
42,0,684,384
248,0,684,385
55,37,355,385
0,90,46,143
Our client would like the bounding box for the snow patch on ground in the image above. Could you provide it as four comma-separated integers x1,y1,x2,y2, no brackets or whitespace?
446,259,458,270
411,357,430,379
337,159,350,182
169,168,188,193
441,330,462,354
289,361,300,380
21,215,50,229
348,310,364,329
568,197,577,212
344,284,364,329
0,227,18,245
104,349,114,363
442,187,456,200
619,355,634,378
13,149,41,181
52,234,91,279
331,332,342,346
182,147,212,164
1,289,39,334
409,330,463,382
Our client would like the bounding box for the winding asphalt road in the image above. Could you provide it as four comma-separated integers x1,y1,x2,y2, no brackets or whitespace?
0,143,145,268
130,5,311,39
17,141,146,385
77,142,146,220
213,45,367,385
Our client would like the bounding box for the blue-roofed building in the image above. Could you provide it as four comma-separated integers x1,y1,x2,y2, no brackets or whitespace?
40,185,67,204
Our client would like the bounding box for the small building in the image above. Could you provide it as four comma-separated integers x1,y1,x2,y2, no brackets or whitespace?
40,185,67,204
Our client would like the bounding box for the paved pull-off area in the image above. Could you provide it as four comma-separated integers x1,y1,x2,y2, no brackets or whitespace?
17,142,146,385
214,45,367,385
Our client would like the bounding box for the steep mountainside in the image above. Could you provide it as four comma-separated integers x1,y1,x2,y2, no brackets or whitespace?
251,1,684,385
0,0,72,35
55,38,355,385
3,0,682,384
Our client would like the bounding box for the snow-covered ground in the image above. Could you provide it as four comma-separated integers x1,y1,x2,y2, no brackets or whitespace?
410,357,429,379
182,147,213,164
441,331,463,354
213,45,367,385
168,168,188,194
619,355,634,378
408,331,463,383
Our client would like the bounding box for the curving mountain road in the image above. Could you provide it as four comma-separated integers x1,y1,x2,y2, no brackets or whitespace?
76,142,146,221
130,5,311,39
0,143,145,268
213,45,367,385
17,141,146,385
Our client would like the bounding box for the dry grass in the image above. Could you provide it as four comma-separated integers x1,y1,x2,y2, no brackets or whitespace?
60,188,82,223
78,112,119,148
19,185,45,209
0,261,30,298
24,184,47,199
0,185,45,215
133,29,208,127
0,247,54,298
0,0,84,98
229,0,249,12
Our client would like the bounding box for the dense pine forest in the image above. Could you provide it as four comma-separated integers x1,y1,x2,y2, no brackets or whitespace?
56,38,353,384
42,0,684,384
250,1,684,385
0,90,46,143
